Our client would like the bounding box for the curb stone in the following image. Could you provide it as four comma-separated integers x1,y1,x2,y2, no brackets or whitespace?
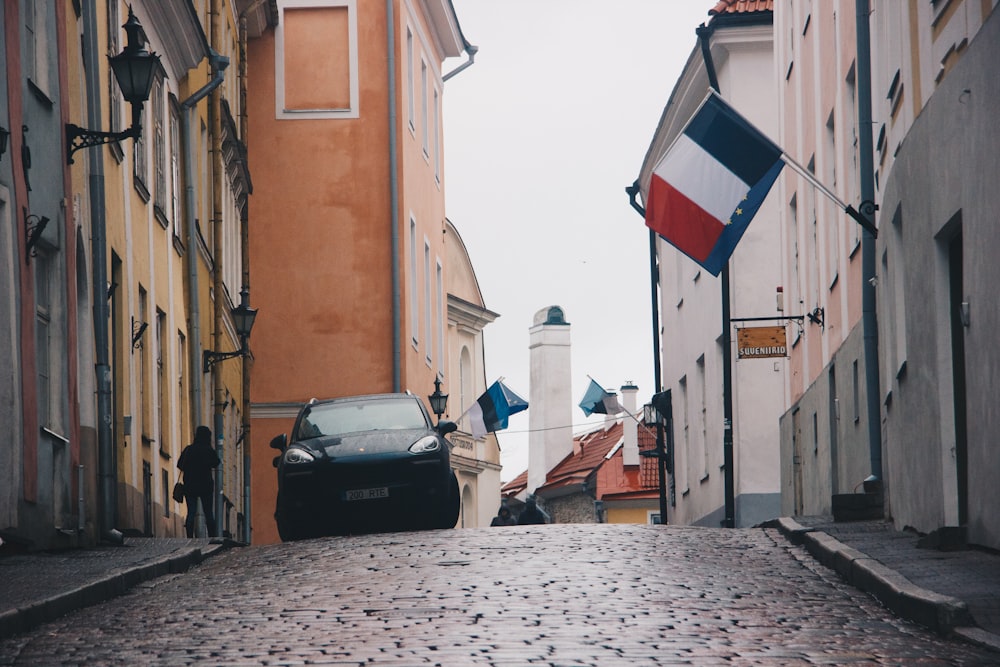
769,517,974,636
0,540,233,641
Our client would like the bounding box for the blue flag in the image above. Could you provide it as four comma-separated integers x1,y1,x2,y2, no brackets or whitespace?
465,380,529,439
579,378,624,417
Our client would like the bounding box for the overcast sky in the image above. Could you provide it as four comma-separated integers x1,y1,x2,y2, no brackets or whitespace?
443,1,715,482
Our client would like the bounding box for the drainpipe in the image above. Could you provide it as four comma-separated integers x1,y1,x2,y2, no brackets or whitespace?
182,52,229,430
696,22,735,528
386,0,401,392
238,12,252,545
442,43,478,82
81,0,122,545
855,0,883,487
210,0,227,538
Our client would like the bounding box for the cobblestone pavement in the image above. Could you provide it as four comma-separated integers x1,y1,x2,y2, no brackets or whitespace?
2,524,997,665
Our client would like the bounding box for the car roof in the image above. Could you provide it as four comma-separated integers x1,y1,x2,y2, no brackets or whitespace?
307,392,419,407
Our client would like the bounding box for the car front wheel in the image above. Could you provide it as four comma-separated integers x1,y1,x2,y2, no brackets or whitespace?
431,471,460,529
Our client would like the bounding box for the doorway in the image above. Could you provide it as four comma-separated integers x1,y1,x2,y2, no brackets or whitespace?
947,232,968,526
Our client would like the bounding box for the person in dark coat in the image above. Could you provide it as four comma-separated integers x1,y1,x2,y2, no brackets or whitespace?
517,496,547,525
490,505,517,526
178,426,220,538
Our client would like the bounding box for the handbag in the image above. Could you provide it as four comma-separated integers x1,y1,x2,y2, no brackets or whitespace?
172,481,185,503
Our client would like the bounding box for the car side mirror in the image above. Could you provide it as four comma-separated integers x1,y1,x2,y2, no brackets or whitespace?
270,433,287,451
272,455,281,468
436,420,458,436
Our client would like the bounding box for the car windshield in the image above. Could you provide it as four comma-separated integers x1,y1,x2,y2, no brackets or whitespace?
295,398,429,440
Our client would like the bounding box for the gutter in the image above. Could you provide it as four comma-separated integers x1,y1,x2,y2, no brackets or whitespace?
386,0,401,391
182,50,230,425
81,0,121,545
443,42,478,82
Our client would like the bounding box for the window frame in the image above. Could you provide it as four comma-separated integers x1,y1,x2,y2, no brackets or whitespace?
275,0,360,120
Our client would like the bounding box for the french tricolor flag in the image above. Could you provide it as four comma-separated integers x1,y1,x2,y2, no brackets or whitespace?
645,93,784,276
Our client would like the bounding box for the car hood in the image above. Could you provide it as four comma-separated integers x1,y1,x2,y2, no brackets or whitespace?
294,429,438,459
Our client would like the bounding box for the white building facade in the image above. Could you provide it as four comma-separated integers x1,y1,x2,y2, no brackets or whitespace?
638,6,785,528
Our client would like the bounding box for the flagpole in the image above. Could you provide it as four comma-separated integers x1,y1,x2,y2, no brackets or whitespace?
779,151,878,237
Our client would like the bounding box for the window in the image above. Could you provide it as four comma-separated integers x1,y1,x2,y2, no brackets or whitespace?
436,260,443,373
852,359,860,423
679,375,689,492
162,469,170,517
107,1,123,145
153,78,167,221
697,354,708,479
25,0,52,96
825,110,840,287
138,287,151,442
812,411,819,454
424,239,432,364
35,251,53,429
420,61,429,156
406,28,415,130
157,309,168,454
410,218,418,347
134,99,149,195
276,0,359,119
433,87,440,181
845,64,861,252
789,193,801,344
170,106,182,243
177,332,188,445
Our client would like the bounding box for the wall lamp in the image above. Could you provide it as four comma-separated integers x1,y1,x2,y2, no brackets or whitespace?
203,296,258,373
428,376,448,424
25,212,50,264
66,7,160,164
807,306,825,328
0,125,9,161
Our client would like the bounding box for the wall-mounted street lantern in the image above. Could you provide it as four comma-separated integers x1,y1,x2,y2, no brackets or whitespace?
428,376,448,424
24,212,50,264
203,296,258,373
66,7,160,164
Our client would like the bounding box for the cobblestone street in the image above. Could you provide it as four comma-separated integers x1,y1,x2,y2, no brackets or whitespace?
1,524,996,665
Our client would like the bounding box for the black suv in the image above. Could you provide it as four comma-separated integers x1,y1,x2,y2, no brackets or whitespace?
270,393,460,541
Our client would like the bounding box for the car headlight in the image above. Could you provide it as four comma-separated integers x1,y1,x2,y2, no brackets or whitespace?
283,447,316,464
409,435,440,454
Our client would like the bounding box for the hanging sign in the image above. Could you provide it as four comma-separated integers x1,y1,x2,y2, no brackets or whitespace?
737,326,787,359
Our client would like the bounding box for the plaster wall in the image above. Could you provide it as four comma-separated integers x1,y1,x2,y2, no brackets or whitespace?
779,324,875,516
876,7,1000,548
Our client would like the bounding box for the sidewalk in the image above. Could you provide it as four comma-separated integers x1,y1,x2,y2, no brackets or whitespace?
0,537,232,640
770,516,1000,653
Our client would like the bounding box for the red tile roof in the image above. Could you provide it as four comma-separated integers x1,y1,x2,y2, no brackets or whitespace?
501,469,527,498
500,419,665,502
537,422,623,496
709,0,774,16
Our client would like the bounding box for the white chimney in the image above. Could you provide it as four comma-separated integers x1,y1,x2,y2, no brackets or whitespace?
621,383,639,466
528,306,572,495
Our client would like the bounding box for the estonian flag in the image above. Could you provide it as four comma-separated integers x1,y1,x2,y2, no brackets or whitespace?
579,378,624,417
645,91,784,276
464,380,529,439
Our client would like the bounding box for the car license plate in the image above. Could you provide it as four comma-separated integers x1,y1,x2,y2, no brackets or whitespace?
344,487,389,501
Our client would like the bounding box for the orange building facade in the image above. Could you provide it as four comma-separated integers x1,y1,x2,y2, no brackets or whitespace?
246,0,475,543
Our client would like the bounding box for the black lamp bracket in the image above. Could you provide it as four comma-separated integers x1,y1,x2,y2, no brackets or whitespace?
203,348,245,373
24,212,50,264
66,121,139,165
